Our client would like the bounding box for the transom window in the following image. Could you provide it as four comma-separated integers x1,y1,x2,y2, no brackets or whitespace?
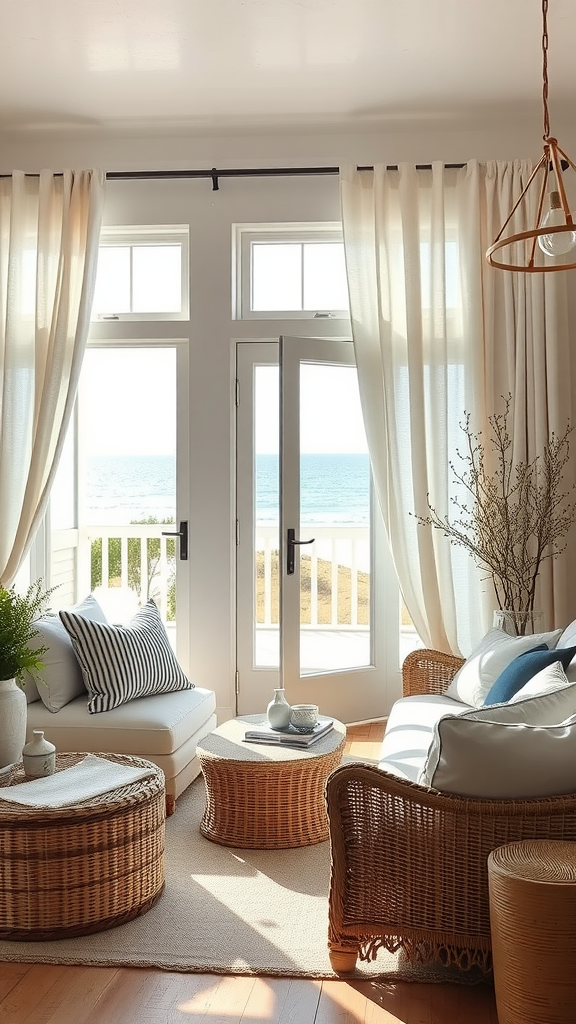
233,223,349,320
92,226,189,321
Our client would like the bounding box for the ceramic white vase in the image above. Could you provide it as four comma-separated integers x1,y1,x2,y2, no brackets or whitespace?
22,729,56,778
0,677,27,769
267,687,292,730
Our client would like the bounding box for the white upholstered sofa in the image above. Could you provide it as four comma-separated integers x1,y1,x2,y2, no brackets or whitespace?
327,618,576,973
379,621,576,797
23,594,217,814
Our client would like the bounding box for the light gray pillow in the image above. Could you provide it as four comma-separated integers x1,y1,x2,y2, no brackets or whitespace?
420,664,576,798
21,594,109,712
444,626,563,708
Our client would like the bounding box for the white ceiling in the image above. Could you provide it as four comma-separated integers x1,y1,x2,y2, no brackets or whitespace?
1,0,575,137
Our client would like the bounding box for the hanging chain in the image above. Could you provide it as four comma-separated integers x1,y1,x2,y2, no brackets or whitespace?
542,0,550,140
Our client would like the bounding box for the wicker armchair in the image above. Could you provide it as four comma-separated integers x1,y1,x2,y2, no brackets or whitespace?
327,648,576,974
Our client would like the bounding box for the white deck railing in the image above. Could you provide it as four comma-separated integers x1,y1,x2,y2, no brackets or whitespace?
79,522,370,629
80,524,176,621
256,524,370,629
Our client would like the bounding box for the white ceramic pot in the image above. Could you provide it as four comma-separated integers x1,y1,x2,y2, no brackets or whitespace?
290,703,319,733
22,729,56,778
0,677,27,769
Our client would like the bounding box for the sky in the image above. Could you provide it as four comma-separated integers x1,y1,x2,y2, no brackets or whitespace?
82,349,368,457
255,364,368,455
82,348,177,457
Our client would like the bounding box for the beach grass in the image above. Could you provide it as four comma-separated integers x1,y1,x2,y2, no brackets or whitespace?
255,551,370,625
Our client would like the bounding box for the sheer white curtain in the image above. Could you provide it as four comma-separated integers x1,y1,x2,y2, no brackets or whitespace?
340,161,572,655
0,169,106,586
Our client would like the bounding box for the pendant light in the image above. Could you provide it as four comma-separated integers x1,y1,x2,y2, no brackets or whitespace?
486,0,576,272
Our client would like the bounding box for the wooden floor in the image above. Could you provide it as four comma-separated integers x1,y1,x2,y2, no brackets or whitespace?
0,722,499,1024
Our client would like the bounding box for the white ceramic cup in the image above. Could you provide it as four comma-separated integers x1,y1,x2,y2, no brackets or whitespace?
290,704,319,733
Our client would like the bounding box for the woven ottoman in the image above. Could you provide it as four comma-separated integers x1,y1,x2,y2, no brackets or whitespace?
197,715,346,849
0,752,166,940
488,840,576,1024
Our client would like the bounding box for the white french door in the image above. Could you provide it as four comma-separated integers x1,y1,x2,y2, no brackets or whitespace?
236,338,401,724
48,341,191,672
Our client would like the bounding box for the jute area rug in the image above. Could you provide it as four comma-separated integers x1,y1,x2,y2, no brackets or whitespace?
0,776,487,983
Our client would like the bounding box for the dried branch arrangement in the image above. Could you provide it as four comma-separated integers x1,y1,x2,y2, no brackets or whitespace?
417,397,576,635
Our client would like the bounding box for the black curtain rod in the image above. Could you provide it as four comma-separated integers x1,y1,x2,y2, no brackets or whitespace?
106,163,466,191
0,163,467,190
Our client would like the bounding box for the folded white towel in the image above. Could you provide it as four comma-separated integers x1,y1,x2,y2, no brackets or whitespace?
0,754,157,808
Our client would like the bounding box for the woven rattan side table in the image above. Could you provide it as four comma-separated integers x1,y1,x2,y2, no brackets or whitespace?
197,715,346,849
0,752,166,941
488,840,576,1024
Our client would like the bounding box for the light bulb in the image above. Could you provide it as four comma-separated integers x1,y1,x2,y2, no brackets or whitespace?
538,190,576,256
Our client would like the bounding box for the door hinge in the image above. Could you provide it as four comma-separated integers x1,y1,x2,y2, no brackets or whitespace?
235,379,240,406
236,519,240,546
235,669,239,695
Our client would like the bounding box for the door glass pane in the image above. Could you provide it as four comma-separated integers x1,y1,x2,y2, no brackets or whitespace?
254,365,279,667
80,348,177,636
299,363,371,674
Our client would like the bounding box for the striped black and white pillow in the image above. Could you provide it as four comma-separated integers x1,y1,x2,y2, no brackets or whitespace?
59,599,193,713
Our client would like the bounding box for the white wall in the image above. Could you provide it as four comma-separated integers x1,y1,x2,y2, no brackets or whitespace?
2,121,576,720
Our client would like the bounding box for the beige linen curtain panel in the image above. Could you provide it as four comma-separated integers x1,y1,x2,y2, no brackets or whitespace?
0,169,106,586
340,160,572,656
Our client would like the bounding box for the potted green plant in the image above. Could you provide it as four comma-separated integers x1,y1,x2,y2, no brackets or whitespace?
416,397,576,636
0,579,53,768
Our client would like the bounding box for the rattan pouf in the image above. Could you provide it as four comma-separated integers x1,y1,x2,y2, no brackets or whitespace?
488,840,576,1024
197,715,346,849
0,752,166,941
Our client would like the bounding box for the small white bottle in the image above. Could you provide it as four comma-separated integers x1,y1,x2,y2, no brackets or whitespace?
266,687,292,730
22,730,56,778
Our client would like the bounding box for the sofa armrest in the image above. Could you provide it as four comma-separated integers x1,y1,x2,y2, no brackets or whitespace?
402,648,464,697
326,761,576,973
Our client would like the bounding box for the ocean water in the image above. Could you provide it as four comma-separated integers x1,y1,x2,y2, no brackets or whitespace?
87,455,177,525
256,453,370,525
86,453,370,526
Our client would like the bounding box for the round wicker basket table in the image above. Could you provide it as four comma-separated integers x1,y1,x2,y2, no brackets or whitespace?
0,752,166,941
197,715,346,849
488,840,576,1024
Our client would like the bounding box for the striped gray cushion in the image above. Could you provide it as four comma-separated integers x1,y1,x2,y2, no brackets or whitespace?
59,599,193,713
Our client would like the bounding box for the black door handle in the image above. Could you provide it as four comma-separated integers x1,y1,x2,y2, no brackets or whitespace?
286,527,315,575
161,520,188,560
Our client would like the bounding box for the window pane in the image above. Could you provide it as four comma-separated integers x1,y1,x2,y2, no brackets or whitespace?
252,243,302,311
92,247,130,316
51,426,75,530
303,242,349,310
133,245,182,313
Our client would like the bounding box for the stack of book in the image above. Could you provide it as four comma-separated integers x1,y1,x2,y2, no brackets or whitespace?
244,717,334,749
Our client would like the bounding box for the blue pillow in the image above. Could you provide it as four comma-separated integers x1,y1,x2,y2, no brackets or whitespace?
483,644,576,706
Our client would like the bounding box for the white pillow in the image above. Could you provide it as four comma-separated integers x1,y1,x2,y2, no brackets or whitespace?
509,660,574,702
556,618,576,650
420,667,576,798
444,626,563,708
21,595,109,712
